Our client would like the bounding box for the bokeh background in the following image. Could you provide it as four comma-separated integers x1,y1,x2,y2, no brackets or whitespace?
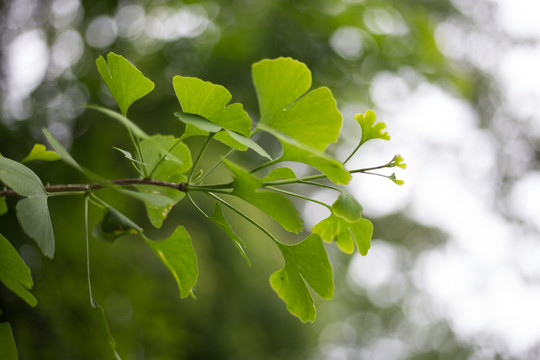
1,0,540,359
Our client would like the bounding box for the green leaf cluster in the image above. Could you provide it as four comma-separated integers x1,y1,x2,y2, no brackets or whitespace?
0,52,406,354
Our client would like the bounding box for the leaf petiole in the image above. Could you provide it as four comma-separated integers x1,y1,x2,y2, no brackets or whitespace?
188,133,214,184
266,186,331,210
206,192,279,244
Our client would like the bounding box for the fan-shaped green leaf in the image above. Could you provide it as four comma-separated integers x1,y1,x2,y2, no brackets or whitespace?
145,226,198,299
16,195,55,258
224,160,302,233
0,156,45,197
93,206,142,242
312,213,373,255
252,58,342,151
270,234,333,322
175,112,223,133
173,76,252,136
224,130,272,160
332,191,363,222
0,233,37,306
259,126,351,185
96,52,155,116
134,184,185,229
21,144,61,163
90,298,121,359
355,110,390,145
209,203,250,266
0,322,18,360
263,167,297,182
140,135,192,180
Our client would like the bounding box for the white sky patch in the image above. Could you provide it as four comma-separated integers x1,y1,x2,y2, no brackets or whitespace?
346,64,540,355
499,46,540,133
495,0,540,38
508,172,540,231
5,29,49,99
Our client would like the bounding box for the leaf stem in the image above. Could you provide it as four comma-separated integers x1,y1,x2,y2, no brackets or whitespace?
148,138,184,179
84,195,94,304
343,140,365,165
249,158,280,173
198,148,235,183
206,192,279,244
188,134,214,184
187,193,209,218
266,186,331,210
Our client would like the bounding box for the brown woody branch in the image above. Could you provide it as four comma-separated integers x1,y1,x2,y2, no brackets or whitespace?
0,178,187,197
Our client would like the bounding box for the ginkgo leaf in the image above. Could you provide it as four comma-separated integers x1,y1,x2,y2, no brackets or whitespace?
134,184,185,229
263,167,297,182
209,203,251,266
224,160,302,233
175,112,223,133
355,110,390,145
91,299,120,359
389,172,405,186
0,322,18,359
270,234,333,322
173,76,252,136
0,233,37,306
21,144,61,163
252,58,342,151
312,213,373,255
113,147,147,165
0,156,46,197
224,130,272,160
140,135,192,180
16,195,55,258
0,156,55,258
96,52,155,116
260,125,351,185
145,226,198,299
93,206,142,242
332,191,363,222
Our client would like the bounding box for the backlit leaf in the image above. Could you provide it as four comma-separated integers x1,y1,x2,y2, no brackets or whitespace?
260,126,351,185
16,195,55,258
355,110,390,145
270,234,333,322
112,147,147,165
209,203,250,266
252,58,342,151
140,135,192,180
332,191,363,222
145,226,198,299
175,112,222,133
0,322,18,360
93,206,142,242
225,130,272,160
21,144,61,163
96,52,155,116
225,160,302,233
263,167,297,182
0,233,37,306
134,184,185,229
312,213,373,255
173,76,252,136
